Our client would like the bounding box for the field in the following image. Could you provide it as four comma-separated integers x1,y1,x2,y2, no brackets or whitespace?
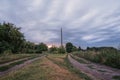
0,54,90,80
0,53,120,80
0,54,39,64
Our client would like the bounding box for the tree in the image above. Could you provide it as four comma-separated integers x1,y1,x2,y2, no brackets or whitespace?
23,41,36,53
49,46,58,53
36,43,48,53
65,42,73,53
72,46,78,51
0,41,10,54
58,46,66,54
0,22,25,53
78,46,82,51
118,44,120,51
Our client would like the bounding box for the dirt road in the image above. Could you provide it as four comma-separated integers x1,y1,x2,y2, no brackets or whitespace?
68,54,120,80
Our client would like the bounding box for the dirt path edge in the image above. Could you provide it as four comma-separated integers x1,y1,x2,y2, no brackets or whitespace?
0,55,45,77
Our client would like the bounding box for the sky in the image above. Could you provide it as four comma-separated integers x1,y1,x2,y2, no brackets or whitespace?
0,0,120,48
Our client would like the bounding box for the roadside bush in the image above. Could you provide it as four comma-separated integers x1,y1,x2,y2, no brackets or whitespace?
73,49,120,69
3,50,12,56
58,47,66,54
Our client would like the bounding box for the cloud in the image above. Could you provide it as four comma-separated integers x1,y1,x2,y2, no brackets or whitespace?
26,31,58,43
82,35,96,41
0,0,120,47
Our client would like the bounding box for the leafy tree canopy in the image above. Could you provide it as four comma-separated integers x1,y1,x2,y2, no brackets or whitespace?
65,42,73,53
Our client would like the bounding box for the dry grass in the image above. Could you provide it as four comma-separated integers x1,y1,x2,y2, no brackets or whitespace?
0,55,83,80
0,57,52,80
43,57,82,80
0,54,38,64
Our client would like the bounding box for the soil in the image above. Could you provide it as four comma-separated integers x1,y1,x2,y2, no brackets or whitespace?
41,57,83,80
68,54,120,80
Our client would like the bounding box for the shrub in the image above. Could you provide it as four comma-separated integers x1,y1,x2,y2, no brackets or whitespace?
58,47,66,54
73,48,120,69
3,50,12,55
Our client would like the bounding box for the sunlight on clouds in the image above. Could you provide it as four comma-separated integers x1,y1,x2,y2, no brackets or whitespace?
89,38,108,43
81,10,98,21
82,35,97,41
81,35,109,43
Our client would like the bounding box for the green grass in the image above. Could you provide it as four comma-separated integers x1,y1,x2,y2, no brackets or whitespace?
73,50,120,69
113,76,120,80
0,56,39,72
46,56,65,68
0,54,91,80
0,54,39,64
0,58,52,80
0,60,26,71
70,54,88,64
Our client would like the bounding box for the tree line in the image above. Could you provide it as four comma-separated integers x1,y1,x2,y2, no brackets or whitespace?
0,22,48,54
1,22,118,55
0,22,79,54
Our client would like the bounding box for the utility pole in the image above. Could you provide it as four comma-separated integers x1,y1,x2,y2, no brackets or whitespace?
61,28,63,47
60,27,65,54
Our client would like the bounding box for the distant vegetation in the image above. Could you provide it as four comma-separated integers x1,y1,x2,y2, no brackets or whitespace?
0,22,48,54
73,47,120,69
48,42,78,54
0,22,70,54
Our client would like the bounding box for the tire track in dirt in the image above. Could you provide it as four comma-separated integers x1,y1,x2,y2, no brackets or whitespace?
0,56,44,77
42,56,83,80
0,57,30,67
68,54,120,80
